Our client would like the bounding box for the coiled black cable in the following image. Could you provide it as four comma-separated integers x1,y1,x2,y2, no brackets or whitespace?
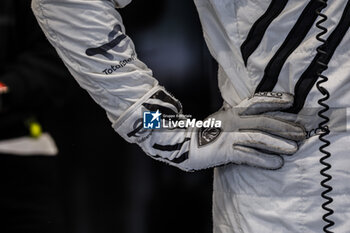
315,1,335,232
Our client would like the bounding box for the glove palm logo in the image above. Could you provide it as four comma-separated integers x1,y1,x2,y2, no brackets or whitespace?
198,127,221,146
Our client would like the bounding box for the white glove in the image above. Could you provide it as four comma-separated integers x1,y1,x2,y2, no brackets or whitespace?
115,86,305,171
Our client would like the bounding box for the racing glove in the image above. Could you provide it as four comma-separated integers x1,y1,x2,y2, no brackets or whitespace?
115,86,305,171
32,0,305,171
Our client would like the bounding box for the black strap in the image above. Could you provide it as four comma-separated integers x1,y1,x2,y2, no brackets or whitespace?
153,151,189,164
153,138,191,151
149,90,182,112
241,0,288,66
288,1,350,113
255,0,327,93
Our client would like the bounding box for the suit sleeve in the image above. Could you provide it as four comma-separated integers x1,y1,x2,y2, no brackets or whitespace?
31,0,158,123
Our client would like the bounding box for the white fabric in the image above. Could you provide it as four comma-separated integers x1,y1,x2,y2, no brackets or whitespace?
0,133,58,156
32,0,157,122
193,0,350,232
31,0,350,232
115,88,304,171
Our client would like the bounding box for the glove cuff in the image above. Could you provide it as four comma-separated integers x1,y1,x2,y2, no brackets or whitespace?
113,85,183,143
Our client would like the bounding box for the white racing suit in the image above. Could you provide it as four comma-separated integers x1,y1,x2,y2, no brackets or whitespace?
32,0,350,232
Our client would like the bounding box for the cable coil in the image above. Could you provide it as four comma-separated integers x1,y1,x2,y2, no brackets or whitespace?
315,1,335,232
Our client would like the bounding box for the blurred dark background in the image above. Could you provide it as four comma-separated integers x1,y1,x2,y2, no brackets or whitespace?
0,0,222,233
